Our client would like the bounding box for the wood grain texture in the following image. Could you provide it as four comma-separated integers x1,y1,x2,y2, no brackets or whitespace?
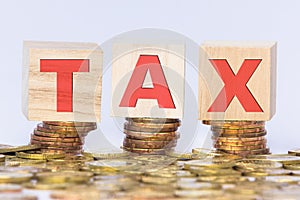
111,44,185,118
23,41,102,122
199,41,277,121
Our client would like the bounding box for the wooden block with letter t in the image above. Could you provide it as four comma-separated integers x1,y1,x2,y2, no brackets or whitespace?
199,41,277,121
22,41,102,122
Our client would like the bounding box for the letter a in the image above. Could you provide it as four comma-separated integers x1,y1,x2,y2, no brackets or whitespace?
119,55,175,108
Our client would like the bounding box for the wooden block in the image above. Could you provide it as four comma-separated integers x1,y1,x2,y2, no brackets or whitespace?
199,41,276,121
23,41,103,122
111,44,185,118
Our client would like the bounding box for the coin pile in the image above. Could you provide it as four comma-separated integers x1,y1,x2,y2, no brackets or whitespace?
121,118,180,154
30,121,97,155
203,120,269,156
1,143,300,199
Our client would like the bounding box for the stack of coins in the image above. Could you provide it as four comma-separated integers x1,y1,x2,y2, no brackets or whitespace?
203,120,269,156
122,118,180,154
30,121,97,155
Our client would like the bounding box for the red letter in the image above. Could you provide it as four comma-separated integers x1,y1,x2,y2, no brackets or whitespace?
40,59,89,112
208,59,263,112
119,55,175,108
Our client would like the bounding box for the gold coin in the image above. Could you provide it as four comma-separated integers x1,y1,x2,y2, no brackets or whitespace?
126,134,179,142
214,144,267,150
284,163,300,170
31,134,83,143
84,149,129,160
42,123,97,132
183,158,235,169
214,139,267,146
33,129,87,138
124,123,178,132
126,135,179,141
48,154,93,163
87,160,137,172
165,151,195,160
30,139,83,147
127,121,181,129
218,148,270,155
235,159,283,170
121,146,169,154
253,154,300,164
191,148,221,156
40,149,82,155
16,152,65,160
244,169,292,177
211,122,265,128
43,121,96,127
38,148,82,155
44,145,83,149
123,138,176,149
4,158,46,167
212,131,267,138
214,124,265,130
127,118,180,124
37,171,93,184
211,127,265,134
0,172,33,183
197,175,248,183
132,155,175,165
190,167,241,177
124,129,179,140
0,144,41,154
209,121,265,126
212,136,266,142
40,145,83,151
36,125,89,136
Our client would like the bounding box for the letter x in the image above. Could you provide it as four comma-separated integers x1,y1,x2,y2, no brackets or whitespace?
208,59,263,112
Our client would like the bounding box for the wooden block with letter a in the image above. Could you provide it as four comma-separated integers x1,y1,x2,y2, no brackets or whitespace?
22,41,102,122
111,44,185,118
199,41,276,121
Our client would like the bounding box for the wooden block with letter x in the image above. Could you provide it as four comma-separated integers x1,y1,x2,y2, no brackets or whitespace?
199,41,277,121
22,41,103,122
111,44,185,118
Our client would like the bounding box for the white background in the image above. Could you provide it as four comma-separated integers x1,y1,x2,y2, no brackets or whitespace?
0,0,298,153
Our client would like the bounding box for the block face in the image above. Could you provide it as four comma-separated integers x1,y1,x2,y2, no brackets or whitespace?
23,41,102,122
111,44,185,118
199,41,276,121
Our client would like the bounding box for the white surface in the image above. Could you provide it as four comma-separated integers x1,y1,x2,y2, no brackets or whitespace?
0,0,297,153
